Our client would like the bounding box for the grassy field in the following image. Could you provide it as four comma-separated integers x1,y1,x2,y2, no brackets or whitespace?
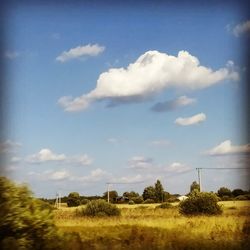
54,201,250,249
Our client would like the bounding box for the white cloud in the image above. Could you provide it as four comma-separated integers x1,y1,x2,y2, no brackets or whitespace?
26,148,66,163
58,50,238,112
111,174,147,184
10,156,22,163
107,138,118,144
151,95,196,112
56,44,105,62
165,162,191,173
70,154,93,166
175,113,206,126
206,140,250,156
232,20,250,37
49,170,70,181
151,139,170,147
128,156,154,169
0,140,22,153
72,168,109,182
26,148,92,166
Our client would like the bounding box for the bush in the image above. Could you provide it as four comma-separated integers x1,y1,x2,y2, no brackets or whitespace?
235,195,249,201
131,196,144,204
143,199,155,204
67,192,81,207
220,195,233,201
128,200,135,205
179,191,222,215
156,202,173,209
0,176,62,249
167,197,180,203
83,199,121,217
81,198,90,205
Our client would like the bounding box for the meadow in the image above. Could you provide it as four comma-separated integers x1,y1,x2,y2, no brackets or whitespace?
54,201,250,250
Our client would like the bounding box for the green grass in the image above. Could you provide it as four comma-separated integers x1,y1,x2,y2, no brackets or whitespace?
54,201,250,249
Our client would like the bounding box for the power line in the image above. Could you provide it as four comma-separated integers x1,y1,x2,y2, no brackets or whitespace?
195,167,249,192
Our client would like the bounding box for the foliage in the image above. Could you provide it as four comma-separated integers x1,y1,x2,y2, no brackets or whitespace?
131,196,144,204
143,199,155,204
67,192,81,207
83,199,121,217
103,190,118,202
154,180,164,203
190,181,200,193
123,191,140,199
155,202,173,209
167,197,180,203
217,187,232,197
128,200,135,205
0,176,62,249
220,195,233,201
235,195,249,201
81,198,90,205
179,191,222,215
142,186,156,201
232,189,245,197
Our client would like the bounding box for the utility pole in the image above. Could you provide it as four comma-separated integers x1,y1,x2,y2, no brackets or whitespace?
107,183,110,203
196,168,202,192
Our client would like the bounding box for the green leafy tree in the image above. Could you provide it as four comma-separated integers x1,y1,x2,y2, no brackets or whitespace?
232,189,245,197
0,176,61,249
190,181,200,193
217,187,232,197
103,190,118,202
142,186,156,201
123,191,139,199
67,192,81,207
154,180,164,203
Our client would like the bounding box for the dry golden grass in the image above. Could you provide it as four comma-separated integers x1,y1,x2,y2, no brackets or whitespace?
54,201,250,249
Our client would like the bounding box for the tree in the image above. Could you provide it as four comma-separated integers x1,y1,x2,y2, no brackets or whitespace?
142,186,156,201
103,190,118,202
232,189,245,197
67,192,81,207
0,176,60,249
217,187,232,197
154,180,164,203
123,191,139,199
190,181,200,193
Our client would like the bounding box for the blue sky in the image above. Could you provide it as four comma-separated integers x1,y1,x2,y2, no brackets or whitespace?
1,1,249,198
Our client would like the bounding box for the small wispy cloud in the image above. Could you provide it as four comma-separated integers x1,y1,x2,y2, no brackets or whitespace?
151,139,170,147
151,96,196,112
0,140,22,154
26,148,92,166
56,43,105,62
128,156,154,170
175,113,206,126
230,20,250,37
205,140,250,156
165,162,191,173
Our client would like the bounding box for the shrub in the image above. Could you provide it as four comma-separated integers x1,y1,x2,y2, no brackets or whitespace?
0,176,62,249
220,195,233,201
167,197,180,203
131,196,144,204
81,198,90,205
179,191,222,215
143,199,155,204
67,192,81,207
235,195,249,201
156,202,173,209
83,199,121,217
128,200,135,205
